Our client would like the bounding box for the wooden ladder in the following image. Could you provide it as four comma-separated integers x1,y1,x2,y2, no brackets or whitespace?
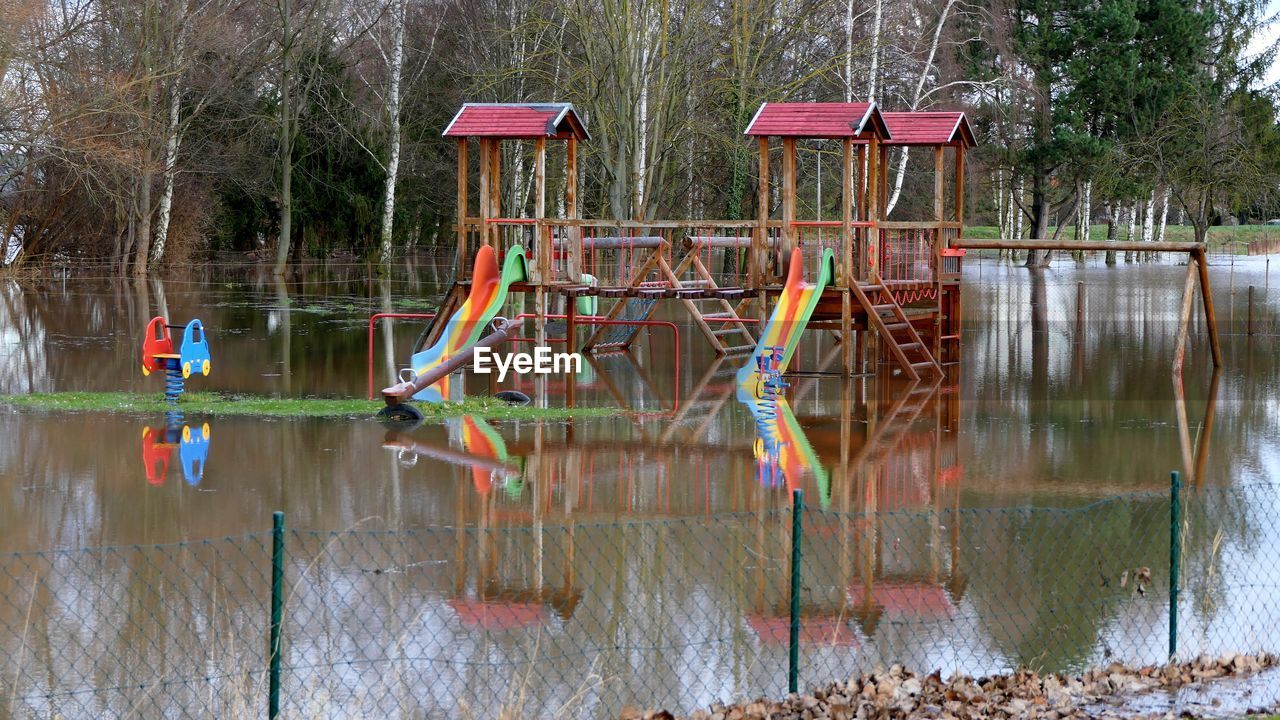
850,273,943,382
665,251,756,356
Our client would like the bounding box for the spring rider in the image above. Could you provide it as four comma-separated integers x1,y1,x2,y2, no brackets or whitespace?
752,345,789,488
140,317,212,485
142,317,211,400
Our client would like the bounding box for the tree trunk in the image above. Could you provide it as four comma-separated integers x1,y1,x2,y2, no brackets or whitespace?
274,0,293,277
844,0,854,102
151,78,183,266
378,0,405,265
1024,173,1050,267
132,167,153,277
1156,186,1169,244
1105,202,1117,265
867,0,882,101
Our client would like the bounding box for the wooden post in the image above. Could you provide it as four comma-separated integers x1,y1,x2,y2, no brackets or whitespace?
456,138,469,276
954,145,966,228
933,146,945,223
857,143,868,279
782,137,797,271
1172,260,1198,376
842,138,854,288
566,137,580,282
478,139,491,248
841,289,853,376
878,143,889,216
489,139,501,247
756,136,770,288
866,139,879,279
1194,249,1223,368
1247,285,1255,336
534,138,547,284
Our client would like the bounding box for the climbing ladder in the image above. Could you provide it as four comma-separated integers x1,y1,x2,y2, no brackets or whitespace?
663,246,756,356
848,379,940,474
850,272,942,382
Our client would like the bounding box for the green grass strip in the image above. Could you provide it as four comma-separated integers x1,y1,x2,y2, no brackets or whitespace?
0,392,614,421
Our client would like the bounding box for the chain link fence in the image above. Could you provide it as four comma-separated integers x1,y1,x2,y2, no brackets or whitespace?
4,478,1280,718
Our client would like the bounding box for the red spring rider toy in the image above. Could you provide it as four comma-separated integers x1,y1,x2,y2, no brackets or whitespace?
142,317,211,404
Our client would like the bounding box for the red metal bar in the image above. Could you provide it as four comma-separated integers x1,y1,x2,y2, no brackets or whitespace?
367,312,436,400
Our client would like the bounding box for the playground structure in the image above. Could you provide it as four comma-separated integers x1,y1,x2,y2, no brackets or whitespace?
383,101,980,410
380,99,1221,414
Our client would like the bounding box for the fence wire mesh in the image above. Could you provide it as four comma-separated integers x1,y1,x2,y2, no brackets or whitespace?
3,482,1280,718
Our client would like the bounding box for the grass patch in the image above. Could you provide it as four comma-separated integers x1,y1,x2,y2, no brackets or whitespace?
0,391,614,421
965,224,1280,250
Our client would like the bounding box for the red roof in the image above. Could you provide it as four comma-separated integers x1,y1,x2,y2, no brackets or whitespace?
443,103,589,140
447,598,549,630
881,111,975,147
847,582,956,618
744,102,891,139
746,615,860,647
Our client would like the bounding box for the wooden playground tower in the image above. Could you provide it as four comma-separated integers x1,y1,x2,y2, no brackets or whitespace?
438,101,976,379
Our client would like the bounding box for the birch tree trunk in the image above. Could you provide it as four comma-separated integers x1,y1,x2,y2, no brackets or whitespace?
151,75,183,266
1142,190,1156,245
1080,180,1091,241
378,0,405,265
1156,186,1169,243
867,0,882,101
1125,203,1137,261
844,0,854,102
885,0,957,216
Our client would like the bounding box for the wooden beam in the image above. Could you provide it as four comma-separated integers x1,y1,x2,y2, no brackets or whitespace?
954,146,965,225
955,239,1205,253
478,139,491,248
842,138,853,287
456,138,468,271
566,137,580,281
866,139,879,279
1194,249,1223,368
756,136,769,288
1173,259,1198,376
857,143,867,279
933,146,945,222
782,137,797,264
535,137,547,283
878,143,889,214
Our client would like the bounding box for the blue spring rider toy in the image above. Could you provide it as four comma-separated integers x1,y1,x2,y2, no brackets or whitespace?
142,317,211,403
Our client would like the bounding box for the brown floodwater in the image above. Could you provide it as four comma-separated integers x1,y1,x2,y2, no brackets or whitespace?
2,254,1279,718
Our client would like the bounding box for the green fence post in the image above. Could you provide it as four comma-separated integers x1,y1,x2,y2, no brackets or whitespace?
269,511,285,719
1169,472,1181,661
789,489,804,694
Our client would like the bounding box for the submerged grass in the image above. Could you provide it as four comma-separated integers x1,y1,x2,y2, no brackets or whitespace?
0,391,614,421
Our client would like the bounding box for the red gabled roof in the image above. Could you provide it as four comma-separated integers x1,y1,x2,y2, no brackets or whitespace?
447,598,549,630
443,103,589,140
746,615,860,647
744,102,892,139
881,111,976,147
847,582,956,618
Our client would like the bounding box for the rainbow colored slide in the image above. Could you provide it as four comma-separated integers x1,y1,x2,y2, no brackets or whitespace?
736,247,835,505
735,247,836,393
411,245,528,403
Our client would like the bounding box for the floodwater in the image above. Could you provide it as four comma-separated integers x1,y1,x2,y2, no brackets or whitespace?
2,254,1280,718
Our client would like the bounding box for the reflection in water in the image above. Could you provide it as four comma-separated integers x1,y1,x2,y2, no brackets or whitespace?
1,258,1279,717
141,420,212,486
